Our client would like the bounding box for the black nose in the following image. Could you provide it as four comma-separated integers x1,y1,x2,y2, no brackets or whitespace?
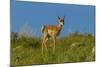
63,22,64,25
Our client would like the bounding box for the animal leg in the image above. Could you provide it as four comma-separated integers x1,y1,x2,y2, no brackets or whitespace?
44,37,48,52
41,37,44,55
53,36,56,53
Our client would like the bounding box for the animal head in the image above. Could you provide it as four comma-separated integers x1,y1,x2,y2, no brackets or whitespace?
57,16,65,26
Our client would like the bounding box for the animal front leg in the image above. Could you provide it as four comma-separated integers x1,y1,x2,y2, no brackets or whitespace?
53,36,56,53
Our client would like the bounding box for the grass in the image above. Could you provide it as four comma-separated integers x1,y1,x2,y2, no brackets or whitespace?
10,33,95,66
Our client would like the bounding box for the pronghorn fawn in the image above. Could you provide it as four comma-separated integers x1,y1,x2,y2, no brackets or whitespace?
41,16,65,55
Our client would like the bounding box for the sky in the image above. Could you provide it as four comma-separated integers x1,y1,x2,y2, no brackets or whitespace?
11,0,95,37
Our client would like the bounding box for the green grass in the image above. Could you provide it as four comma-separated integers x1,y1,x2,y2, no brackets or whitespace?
10,34,95,66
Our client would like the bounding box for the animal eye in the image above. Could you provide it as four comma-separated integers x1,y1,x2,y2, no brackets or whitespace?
60,20,64,22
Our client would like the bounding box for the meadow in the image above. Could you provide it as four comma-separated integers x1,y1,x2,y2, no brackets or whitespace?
10,32,95,66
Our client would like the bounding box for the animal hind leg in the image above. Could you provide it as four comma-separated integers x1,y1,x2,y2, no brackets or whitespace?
41,35,46,55
41,37,44,55
44,37,48,52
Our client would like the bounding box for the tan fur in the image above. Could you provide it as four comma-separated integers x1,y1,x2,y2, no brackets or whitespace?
41,17,64,55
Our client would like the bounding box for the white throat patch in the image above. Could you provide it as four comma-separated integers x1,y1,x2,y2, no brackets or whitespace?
59,22,63,25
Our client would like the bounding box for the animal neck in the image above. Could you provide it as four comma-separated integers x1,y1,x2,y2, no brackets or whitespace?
58,23,63,31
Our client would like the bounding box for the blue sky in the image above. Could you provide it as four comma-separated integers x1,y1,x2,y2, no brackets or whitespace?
11,0,95,37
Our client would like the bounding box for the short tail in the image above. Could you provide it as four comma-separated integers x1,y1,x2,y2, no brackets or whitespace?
41,25,45,33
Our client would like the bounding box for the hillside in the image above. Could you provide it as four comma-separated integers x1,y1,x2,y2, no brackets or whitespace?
10,32,95,66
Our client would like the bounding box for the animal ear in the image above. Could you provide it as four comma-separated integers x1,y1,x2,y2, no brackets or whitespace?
58,16,60,19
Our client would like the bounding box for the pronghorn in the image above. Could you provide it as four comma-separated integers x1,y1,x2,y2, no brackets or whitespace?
41,16,65,54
